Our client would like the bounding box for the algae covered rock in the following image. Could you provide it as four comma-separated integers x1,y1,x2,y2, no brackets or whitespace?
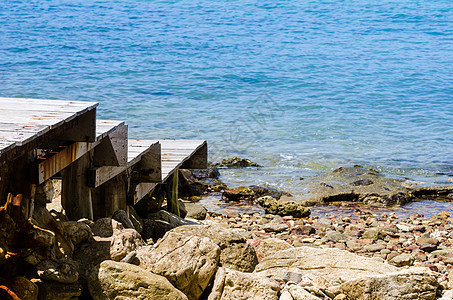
257,196,311,218
216,157,261,168
294,165,415,206
223,186,256,201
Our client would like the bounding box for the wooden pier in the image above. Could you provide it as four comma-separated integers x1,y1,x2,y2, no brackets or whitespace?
0,97,207,221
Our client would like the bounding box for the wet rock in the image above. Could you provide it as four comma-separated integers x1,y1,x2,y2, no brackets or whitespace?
293,166,415,206
223,186,255,201
36,258,79,283
170,224,258,272
88,260,187,300
208,267,280,300
389,253,414,267
250,185,293,200
184,202,208,220
257,196,311,218
249,238,294,262
254,246,397,283
137,231,220,299
34,279,82,300
0,276,38,300
112,209,134,229
340,267,440,300
110,228,145,261
216,157,261,168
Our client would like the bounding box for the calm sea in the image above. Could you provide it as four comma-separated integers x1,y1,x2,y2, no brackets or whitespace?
1,0,452,194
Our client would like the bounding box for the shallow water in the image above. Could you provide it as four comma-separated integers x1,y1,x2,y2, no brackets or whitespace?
1,0,453,194
198,194,453,220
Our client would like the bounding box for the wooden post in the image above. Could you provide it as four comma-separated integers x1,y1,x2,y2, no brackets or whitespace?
166,169,180,217
92,172,127,219
61,151,94,220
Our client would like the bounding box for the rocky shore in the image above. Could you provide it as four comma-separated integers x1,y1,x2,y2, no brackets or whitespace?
0,160,452,299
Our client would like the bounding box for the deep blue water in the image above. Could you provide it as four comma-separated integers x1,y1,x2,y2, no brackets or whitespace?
1,0,453,193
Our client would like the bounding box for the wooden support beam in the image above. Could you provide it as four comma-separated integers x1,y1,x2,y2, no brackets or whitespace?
130,183,158,205
57,108,97,142
92,172,127,219
132,142,161,183
94,123,128,167
61,151,94,221
180,142,208,169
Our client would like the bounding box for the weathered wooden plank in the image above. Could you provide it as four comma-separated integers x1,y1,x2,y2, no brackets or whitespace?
0,141,15,155
0,97,98,113
39,119,127,184
0,123,49,134
38,142,96,184
0,130,44,146
0,110,77,128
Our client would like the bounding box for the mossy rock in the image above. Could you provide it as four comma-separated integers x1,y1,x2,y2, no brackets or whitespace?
215,157,261,168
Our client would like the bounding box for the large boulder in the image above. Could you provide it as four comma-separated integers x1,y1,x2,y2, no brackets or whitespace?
293,166,415,206
171,224,258,272
88,260,187,300
36,258,79,283
208,267,280,300
141,210,199,241
248,238,293,262
137,231,221,299
110,228,145,261
0,276,38,300
340,267,440,299
254,246,398,284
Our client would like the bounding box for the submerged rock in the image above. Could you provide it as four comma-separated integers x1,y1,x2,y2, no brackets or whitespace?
294,165,416,206
257,196,311,218
216,157,261,168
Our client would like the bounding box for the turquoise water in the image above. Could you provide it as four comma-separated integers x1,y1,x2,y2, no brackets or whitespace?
1,0,453,193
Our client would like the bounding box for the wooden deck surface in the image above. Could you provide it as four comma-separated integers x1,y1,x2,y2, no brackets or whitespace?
0,97,98,156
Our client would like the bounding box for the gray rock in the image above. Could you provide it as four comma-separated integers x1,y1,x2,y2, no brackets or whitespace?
36,258,79,283
62,221,92,245
184,202,208,220
325,231,348,243
340,267,440,300
292,166,415,206
88,260,187,300
137,231,220,299
112,209,134,229
90,218,123,237
208,267,280,300
262,223,289,233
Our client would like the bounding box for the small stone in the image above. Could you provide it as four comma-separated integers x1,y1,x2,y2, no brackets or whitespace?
389,253,414,267
326,231,348,243
262,223,289,233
